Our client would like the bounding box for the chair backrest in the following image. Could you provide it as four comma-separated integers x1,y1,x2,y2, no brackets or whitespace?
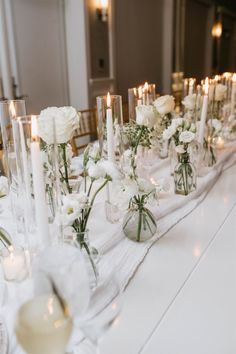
71,108,98,155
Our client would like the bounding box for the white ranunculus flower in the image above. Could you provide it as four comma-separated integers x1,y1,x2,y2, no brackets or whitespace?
88,162,106,180
154,95,175,115
99,160,121,180
61,194,82,226
136,105,157,128
163,125,176,140
210,119,222,132
0,176,8,197
175,145,186,154
179,130,195,143
38,106,80,144
137,178,155,194
182,94,196,110
111,179,137,210
215,84,227,101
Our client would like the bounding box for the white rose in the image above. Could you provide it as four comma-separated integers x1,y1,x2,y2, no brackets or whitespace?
88,162,106,180
38,106,80,144
182,94,196,110
136,105,157,128
61,194,81,226
0,176,8,197
175,145,186,154
179,130,195,143
210,119,222,132
153,95,175,115
163,125,176,140
215,84,227,101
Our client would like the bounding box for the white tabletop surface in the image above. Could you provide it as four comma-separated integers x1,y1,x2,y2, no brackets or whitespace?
100,162,236,354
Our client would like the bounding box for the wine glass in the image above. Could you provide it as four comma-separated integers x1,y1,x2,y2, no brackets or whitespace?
72,259,122,354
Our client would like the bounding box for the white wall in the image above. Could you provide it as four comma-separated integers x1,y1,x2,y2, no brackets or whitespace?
10,0,69,114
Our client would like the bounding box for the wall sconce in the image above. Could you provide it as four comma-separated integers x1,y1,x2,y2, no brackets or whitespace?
96,0,108,22
211,21,222,38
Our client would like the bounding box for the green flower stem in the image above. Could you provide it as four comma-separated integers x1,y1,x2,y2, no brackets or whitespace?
137,208,142,242
0,228,12,248
87,180,94,198
61,144,72,194
134,126,144,155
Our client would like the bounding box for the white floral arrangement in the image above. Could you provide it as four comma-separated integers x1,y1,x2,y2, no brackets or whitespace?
162,117,196,154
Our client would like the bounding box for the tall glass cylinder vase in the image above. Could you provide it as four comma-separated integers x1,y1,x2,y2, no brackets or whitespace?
0,100,26,233
96,94,124,163
12,115,52,249
128,84,156,121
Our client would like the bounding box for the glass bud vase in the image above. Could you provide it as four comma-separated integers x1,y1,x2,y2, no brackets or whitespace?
69,229,99,289
123,206,157,242
174,153,196,196
202,142,217,167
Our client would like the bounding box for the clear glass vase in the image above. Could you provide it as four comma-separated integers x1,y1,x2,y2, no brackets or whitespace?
123,206,157,242
174,153,196,196
202,142,217,167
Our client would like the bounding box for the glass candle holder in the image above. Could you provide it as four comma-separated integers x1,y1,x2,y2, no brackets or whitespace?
1,245,28,282
96,94,123,162
128,83,156,121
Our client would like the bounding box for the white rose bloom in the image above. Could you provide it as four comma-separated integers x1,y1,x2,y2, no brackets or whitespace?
163,125,176,140
215,84,227,101
136,105,157,128
137,178,155,194
210,119,222,132
0,176,8,197
38,106,80,144
153,95,175,115
179,130,195,143
61,194,81,226
182,94,196,110
88,162,106,180
175,145,186,154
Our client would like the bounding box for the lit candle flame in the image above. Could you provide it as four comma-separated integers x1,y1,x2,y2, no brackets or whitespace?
189,78,194,86
214,75,220,82
107,92,111,107
9,101,16,118
31,115,38,140
223,72,231,80
232,73,236,83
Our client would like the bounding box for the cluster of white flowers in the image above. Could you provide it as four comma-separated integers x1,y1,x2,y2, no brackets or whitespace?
38,106,80,144
163,117,196,154
61,192,88,226
182,94,201,111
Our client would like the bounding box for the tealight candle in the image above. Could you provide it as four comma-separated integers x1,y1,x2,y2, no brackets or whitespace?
216,136,225,149
1,246,28,282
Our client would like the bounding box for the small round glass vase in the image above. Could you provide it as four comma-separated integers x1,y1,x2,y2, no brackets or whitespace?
174,153,196,196
123,206,157,242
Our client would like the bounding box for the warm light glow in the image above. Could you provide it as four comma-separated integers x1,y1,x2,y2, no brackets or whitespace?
9,101,16,118
189,78,194,87
47,296,54,315
31,115,38,139
211,21,222,38
143,82,149,92
204,77,209,95
138,86,142,99
133,88,137,97
216,136,224,149
223,72,231,80
100,0,108,9
107,92,111,107
214,75,220,82
232,73,236,83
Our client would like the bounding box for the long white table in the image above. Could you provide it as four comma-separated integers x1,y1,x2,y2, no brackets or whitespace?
101,162,236,354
